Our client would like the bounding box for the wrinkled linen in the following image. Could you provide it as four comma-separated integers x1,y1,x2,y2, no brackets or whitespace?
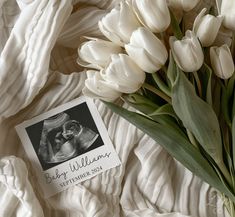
0,0,228,217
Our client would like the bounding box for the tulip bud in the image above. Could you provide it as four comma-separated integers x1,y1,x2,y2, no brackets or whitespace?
98,1,141,46
220,1,235,30
132,0,170,33
83,70,122,102
193,8,223,47
169,30,204,72
210,45,234,79
101,54,146,93
77,39,122,69
167,0,200,12
125,27,168,73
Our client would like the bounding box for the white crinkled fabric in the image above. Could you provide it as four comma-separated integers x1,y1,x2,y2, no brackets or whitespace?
0,0,228,216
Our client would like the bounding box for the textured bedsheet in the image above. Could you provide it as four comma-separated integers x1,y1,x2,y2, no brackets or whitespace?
0,0,227,216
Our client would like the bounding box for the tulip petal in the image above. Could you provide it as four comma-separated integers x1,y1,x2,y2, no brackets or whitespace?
172,40,198,72
98,1,141,45
170,31,204,72
221,1,235,30
193,8,207,33
125,45,162,73
126,27,168,73
167,0,200,11
78,39,122,69
219,46,234,79
193,8,223,47
83,70,121,102
133,0,170,33
182,0,200,11
210,45,234,79
134,28,168,63
101,54,146,93
118,1,141,43
98,20,123,46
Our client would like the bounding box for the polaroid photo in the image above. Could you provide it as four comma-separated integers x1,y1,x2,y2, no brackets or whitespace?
15,96,121,198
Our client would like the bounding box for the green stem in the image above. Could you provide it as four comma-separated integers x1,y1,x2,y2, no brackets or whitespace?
152,73,171,97
231,32,235,59
186,129,198,148
193,72,202,97
232,90,235,120
142,83,172,104
169,9,183,40
218,161,233,189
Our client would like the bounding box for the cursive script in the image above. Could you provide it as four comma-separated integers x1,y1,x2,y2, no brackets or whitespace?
44,169,68,184
69,152,111,172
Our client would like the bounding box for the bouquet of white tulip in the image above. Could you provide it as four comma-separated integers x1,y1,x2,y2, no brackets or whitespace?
77,0,235,215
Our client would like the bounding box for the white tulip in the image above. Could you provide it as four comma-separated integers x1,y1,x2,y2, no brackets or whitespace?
220,0,235,30
193,8,223,47
125,27,168,73
210,45,234,79
101,54,146,93
169,30,204,72
167,0,200,12
77,39,122,69
83,70,122,102
98,1,141,46
132,0,170,33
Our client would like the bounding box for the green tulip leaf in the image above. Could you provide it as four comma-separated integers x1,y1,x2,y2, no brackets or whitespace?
228,73,235,120
198,64,213,106
149,103,178,120
232,116,235,170
123,93,159,114
232,92,235,120
212,80,222,117
167,52,177,87
124,94,185,138
171,66,223,165
103,101,235,202
227,71,235,99
221,83,232,128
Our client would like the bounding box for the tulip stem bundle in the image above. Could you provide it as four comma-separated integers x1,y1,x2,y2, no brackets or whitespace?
77,0,235,216
142,83,171,104
152,73,171,97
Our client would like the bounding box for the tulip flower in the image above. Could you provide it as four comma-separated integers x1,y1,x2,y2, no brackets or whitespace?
83,70,122,102
220,1,235,31
77,39,122,69
132,0,170,33
167,0,200,12
98,1,141,46
101,54,146,93
210,45,234,79
193,8,223,47
125,27,168,73
169,30,204,72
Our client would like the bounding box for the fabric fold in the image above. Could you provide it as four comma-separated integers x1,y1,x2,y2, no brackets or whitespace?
0,0,73,119
0,156,44,217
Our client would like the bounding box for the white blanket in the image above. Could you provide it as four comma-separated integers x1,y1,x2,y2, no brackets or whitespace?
0,0,228,216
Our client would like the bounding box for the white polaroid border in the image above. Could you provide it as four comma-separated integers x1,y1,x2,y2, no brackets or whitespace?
15,96,121,198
